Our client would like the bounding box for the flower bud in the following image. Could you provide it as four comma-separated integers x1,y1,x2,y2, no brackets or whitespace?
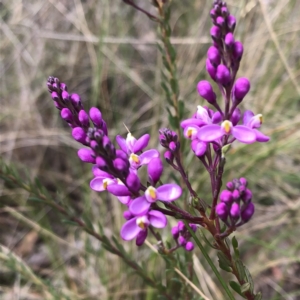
136,230,147,246
72,127,87,144
61,108,73,123
61,90,70,102
89,107,102,127
78,110,90,127
232,78,250,104
233,41,244,61
185,242,194,251
241,189,252,203
189,224,197,232
241,202,255,222
197,80,217,104
178,221,185,232
70,93,82,107
220,190,233,204
210,26,221,40
113,158,128,172
216,65,231,86
116,149,128,161
226,181,234,190
78,148,96,163
225,32,235,48
164,150,174,164
239,177,248,186
147,157,164,186
126,172,140,192
216,16,225,27
227,15,236,32
216,202,228,221
231,108,241,126
230,203,240,219
169,141,177,152
51,91,59,101
206,59,217,81
178,236,186,246
207,46,221,67
96,156,107,168
232,189,240,201
171,226,179,239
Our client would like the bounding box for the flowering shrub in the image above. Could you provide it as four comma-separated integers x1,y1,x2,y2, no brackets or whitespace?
2,0,269,299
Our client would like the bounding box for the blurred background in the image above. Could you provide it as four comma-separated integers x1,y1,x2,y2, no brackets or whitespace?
1,0,300,299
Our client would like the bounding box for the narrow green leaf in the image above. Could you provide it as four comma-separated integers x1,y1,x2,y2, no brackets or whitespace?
28,197,44,203
244,266,254,292
232,236,238,248
170,78,179,96
178,100,184,119
61,219,78,226
235,258,246,279
81,213,94,231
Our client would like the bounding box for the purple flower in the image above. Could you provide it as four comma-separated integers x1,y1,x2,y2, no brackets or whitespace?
243,111,270,142
198,120,257,144
129,184,182,215
120,210,167,245
116,133,150,154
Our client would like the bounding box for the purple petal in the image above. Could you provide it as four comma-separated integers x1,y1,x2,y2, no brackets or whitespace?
117,196,131,205
148,210,167,228
156,184,182,201
92,166,113,178
107,184,131,196
197,125,224,142
243,110,254,125
183,125,200,140
253,129,270,142
90,177,105,192
120,217,141,240
133,134,150,153
139,149,159,165
181,118,206,128
116,135,127,153
212,111,222,124
129,196,151,215
231,126,257,144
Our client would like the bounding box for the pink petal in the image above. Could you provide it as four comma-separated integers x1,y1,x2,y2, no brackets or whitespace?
120,217,141,240
243,110,254,125
180,118,206,128
116,135,127,153
117,196,131,205
139,149,159,165
90,177,105,191
253,129,270,142
92,166,113,178
148,210,167,228
133,134,150,153
107,184,131,196
156,184,182,201
232,126,257,144
129,196,151,215
197,124,224,142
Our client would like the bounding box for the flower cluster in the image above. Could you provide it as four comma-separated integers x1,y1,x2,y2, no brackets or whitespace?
171,221,197,252
47,77,182,246
216,178,255,227
179,0,269,225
